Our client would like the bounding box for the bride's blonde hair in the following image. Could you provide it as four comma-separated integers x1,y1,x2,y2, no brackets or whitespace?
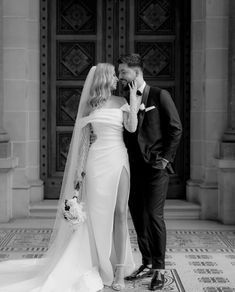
88,63,115,109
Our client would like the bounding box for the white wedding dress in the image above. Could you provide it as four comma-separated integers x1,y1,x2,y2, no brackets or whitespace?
0,106,135,292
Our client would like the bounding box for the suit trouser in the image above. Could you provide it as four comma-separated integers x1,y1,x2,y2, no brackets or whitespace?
129,159,169,269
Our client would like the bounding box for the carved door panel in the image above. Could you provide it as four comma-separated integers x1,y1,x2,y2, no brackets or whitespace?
41,0,105,198
40,0,190,199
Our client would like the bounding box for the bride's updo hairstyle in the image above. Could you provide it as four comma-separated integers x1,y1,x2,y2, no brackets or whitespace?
89,63,114,109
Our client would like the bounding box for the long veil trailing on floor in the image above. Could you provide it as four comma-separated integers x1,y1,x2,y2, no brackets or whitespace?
0,66,103,292
43,65,97,271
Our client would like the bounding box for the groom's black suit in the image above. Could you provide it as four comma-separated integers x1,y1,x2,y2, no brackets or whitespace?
124,85,182,269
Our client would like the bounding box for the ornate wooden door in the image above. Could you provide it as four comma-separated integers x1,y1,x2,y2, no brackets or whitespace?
40,0,190,199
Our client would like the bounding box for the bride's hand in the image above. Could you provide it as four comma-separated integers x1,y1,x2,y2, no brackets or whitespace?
128,80,138,98
124,80,138,131
89,128,97,146
128,81,138,111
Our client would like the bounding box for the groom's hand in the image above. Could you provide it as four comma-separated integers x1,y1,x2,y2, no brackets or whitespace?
153,158,168,170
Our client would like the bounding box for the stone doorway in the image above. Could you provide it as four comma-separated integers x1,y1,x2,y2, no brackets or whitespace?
40,0,190,199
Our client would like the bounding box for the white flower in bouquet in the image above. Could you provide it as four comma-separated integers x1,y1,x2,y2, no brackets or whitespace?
62,189,86,228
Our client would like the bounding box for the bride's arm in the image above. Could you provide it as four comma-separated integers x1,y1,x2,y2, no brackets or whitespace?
123,103,138,133
123,81,138,133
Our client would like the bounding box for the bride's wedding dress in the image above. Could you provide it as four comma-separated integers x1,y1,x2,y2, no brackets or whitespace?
85,107,135,285
0,106,135,292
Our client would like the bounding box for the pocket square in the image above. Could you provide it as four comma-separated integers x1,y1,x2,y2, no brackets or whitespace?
145,106,156,112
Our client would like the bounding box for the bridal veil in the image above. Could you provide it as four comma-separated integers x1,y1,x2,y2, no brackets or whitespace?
0,66,101,291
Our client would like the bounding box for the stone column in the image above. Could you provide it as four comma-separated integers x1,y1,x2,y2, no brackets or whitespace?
0,0,18,222
187,0,229,220
218,0,235,224
2,0,43,218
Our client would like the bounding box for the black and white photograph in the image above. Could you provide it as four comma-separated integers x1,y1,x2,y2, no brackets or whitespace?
0,0,235,291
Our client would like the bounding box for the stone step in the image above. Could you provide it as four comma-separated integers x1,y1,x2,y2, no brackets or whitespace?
29,199,201,220
29,200,57,218
164,199,201,219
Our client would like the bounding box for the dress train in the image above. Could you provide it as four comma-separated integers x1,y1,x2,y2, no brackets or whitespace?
0,107,135,291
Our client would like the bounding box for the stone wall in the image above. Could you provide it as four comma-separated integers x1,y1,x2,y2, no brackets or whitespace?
2,0,43,218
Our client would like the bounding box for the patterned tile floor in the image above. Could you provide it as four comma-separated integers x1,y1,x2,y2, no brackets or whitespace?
0,218,235,292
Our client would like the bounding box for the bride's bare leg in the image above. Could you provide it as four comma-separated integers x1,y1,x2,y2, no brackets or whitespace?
112,167,130,290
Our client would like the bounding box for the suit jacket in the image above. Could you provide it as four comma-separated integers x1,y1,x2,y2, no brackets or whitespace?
124,85,182,172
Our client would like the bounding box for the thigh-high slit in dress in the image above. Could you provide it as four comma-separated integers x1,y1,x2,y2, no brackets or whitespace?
84,107,135,286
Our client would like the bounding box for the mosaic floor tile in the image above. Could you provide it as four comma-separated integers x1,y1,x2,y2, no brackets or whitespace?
0,228,51,252
103,269,185,292
166,230,235,252
167,252,235,292
0,227,235,291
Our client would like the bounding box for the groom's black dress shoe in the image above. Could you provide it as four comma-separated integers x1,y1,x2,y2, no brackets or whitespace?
125,264,154,280
148,270,165,291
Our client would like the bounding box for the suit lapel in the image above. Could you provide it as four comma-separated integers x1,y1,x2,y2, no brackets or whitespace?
138,84,150,130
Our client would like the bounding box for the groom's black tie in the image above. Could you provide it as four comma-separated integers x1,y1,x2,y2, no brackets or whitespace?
136,90,142,96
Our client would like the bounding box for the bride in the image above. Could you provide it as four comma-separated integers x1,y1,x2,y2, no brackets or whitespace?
0,63,139,291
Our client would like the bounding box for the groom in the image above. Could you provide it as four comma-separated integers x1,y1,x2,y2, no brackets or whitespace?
117,54,182,290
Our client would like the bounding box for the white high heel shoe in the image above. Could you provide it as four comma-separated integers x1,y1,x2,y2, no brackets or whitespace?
111,264,125,291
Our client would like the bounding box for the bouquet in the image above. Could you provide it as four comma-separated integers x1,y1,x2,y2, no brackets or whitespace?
62,179,86,228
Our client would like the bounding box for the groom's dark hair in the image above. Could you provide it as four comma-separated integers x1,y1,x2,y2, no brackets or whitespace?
117,53,144,71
